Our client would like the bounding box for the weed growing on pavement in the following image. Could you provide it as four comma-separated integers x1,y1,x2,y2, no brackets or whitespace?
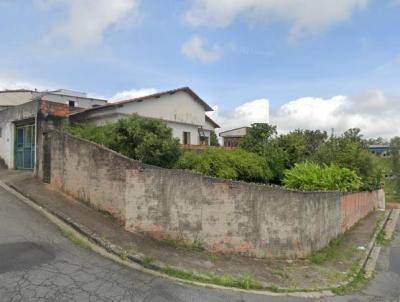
332,271,367,295
191,239,205,251
61,228,91,250
309,237,345,264
160,266,262,290
376,230,389,246
142,256,155,268
208,253,218,262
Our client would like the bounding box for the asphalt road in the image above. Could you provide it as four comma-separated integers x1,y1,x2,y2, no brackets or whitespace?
0,186,399,302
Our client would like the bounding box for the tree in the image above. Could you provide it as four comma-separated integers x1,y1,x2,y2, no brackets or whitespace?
390,137,400,199
313,129,383,191
210,131,220,146
239,123,278,155
67,115,181,168
277,129,328,169
239,123,288,183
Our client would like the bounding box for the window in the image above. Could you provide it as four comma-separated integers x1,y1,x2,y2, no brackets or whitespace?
68,100,76,107
183,132,191,145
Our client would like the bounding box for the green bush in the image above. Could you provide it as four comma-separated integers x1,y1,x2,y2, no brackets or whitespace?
283,161,362,192
176,148,272,183
313,129,383,191
66,114,181,168
238,123,288,183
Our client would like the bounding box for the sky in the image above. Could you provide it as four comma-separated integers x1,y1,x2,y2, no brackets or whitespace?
0,0,399,138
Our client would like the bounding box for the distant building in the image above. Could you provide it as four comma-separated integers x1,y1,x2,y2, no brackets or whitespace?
0,89,107,111
368,145,390,156
219,127,250,147
69,87,220,146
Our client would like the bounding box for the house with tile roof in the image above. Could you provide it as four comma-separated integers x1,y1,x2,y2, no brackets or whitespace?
69,87,220,145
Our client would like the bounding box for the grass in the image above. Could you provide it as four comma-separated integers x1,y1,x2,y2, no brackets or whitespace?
332,271,367,295
161,266,262,290
191,239,205,251
272,268,289,280
60,228,91,250
208,253,218,263
309,236,348,264
142,256,155,268
378,157,400,203
376,230,390,246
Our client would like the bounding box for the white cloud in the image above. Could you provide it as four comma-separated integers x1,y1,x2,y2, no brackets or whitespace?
181,35,221,63
208,98,269,132
41,0,139,47
186,0,367,42
270,90,400,138
110,88,158,103
0,77,50,91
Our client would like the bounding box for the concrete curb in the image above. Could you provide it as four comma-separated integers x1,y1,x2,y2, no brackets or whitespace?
0,179,393,297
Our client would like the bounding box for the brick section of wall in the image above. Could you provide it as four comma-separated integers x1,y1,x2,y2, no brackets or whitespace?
340,191,382,232
42,130,384,259
39,100,70,117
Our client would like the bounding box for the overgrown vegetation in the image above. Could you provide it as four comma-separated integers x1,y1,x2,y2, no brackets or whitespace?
388,137,400,202
283,162,362,192
66,116,385,192
67,114,181,168
313,129,383,191
209,131,220,146
176,148,272,183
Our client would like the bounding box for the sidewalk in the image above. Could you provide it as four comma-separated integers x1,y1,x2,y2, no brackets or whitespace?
0,169,388,291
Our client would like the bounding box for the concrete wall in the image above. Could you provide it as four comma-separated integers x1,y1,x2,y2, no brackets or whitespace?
44,131,384,259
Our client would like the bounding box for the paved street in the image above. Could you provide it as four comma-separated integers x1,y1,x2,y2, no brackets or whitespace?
0,186,399,302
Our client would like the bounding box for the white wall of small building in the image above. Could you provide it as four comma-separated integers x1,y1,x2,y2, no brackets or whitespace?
0,101,39,169
165,121,204,145
116,91,206,127
0,92,35,107
41,94,106,109
0,91,106,109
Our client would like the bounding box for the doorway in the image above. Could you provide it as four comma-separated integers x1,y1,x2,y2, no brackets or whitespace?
15,124,35,170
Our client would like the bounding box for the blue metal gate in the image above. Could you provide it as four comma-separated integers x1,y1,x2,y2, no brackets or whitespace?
15,124,35,170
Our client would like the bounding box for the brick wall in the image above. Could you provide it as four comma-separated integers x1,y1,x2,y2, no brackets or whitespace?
42,130,385,259
39,100,70,117
340,190,383,232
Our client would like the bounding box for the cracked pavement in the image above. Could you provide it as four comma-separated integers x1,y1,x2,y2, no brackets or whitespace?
1,186,400,302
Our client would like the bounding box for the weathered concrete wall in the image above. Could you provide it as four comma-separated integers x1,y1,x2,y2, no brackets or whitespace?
43,131,384,258
48,131,139,222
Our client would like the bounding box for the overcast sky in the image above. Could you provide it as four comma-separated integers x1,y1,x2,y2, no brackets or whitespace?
0,0,399,137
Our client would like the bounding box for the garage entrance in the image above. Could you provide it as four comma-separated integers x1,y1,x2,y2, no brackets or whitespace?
15,124,35,170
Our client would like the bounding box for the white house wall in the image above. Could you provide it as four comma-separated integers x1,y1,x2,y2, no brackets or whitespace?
0,92,34,107
166,121,201,145
116,91,206,127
